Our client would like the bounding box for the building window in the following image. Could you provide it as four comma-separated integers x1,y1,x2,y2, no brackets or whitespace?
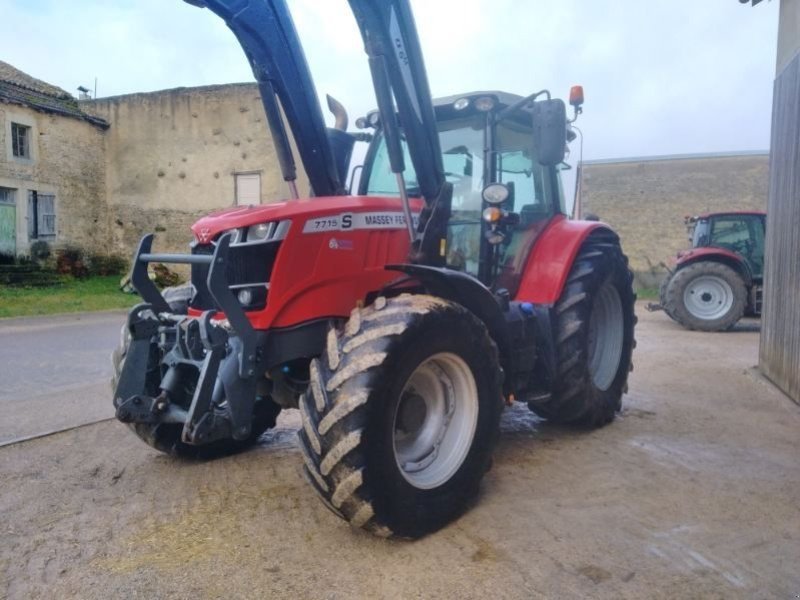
27,191,56,240
11,123,31,159
235,172,261,206
0,187,15,205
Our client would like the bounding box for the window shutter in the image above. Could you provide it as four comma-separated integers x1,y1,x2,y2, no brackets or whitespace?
235,173,261,206
38,194,56,237
27,191,36,239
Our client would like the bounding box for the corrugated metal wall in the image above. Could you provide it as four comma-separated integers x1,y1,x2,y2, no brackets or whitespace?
759,51,800,404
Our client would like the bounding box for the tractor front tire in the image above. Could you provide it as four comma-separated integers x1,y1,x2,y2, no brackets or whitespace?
297,294,503,538
111,284,281,459
530,236,636,427
663,262,747,331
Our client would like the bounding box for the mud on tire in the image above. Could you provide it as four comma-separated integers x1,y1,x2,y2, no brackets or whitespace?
529,233,636,427
110,284,280,459
297,294,503,539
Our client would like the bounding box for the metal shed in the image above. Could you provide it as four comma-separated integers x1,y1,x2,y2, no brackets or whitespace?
748,0,800,403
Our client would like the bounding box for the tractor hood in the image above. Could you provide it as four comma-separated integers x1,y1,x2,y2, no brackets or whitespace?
191,196,424,244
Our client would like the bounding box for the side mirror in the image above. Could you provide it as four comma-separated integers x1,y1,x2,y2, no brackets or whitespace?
532,99,567,166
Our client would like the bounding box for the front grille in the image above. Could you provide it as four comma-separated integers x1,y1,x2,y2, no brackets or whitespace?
190,241,281,311
190,244,214,309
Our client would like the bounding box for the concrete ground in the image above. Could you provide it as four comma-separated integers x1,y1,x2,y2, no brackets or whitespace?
1,304,798,599
0,312,120,445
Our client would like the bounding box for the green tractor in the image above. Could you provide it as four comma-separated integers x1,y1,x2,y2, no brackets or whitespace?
649,211,766,331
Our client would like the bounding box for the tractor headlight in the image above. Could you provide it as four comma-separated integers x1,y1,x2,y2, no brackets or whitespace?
238,288,254,306
247,223,271,242
453,97,470,111
212,228,245,244
234,285,268,310
474,96,496,112
482,183,510,205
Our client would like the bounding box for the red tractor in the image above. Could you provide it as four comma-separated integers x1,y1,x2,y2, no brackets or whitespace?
112,0,635,538
648,211,766,331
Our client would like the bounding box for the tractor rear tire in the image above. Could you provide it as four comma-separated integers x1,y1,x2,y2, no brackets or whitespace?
529,236,636,427
111,283,281,459
663,262,747,331
659,273,679,322
297,294,503,538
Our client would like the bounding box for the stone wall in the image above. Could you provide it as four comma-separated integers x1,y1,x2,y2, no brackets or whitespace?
0,103,108,255
85,84,303,256
581,153,769,287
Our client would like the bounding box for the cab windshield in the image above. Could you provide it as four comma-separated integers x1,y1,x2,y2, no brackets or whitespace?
365,115,556,277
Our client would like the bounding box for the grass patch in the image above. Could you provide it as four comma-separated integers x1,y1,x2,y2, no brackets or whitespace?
0,276,138,319
635,287,659,301
0,273,661,318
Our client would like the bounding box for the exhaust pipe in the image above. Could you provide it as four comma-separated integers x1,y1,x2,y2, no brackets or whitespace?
325,94,355,189
326,94,348,131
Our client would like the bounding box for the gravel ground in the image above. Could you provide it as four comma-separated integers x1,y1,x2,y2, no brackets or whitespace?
1,304,799,599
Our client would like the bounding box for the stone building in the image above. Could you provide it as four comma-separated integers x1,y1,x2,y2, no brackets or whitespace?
0,61,300,260
580,151,769,286
85,84,304,255
0,61,109,257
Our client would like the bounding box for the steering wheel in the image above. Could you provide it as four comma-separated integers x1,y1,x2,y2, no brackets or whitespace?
727,239,751,256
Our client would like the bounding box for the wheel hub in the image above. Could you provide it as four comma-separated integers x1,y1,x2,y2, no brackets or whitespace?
683,275,734,321
396,391,428,436
393,353,478,490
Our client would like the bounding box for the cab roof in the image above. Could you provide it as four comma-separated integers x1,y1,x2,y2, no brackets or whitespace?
697,210,766,219
363,90,531,126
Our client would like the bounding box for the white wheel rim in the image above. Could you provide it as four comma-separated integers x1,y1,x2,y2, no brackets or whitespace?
393,352,479,490
587,281,624,392
683,275,734,321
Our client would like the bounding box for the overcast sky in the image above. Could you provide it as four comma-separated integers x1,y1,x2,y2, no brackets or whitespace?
0,0,779,162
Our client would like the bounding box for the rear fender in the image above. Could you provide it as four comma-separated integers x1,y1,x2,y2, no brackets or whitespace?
514,215,614,304
676,248,753,286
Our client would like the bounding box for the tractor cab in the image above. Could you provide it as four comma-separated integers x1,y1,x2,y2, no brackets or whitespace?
685,212,766,278
358,91,571,293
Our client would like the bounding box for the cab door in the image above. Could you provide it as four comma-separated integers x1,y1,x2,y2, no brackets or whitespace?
709,214,765,279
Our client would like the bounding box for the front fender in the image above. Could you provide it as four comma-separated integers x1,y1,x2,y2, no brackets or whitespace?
385,263,511,366
514,215,613,304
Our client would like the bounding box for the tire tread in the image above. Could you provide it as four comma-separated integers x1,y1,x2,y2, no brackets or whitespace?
297,294,502,538
529,236,636,427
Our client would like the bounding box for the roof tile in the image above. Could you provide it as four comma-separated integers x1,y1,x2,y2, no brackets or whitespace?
0,61,107,129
